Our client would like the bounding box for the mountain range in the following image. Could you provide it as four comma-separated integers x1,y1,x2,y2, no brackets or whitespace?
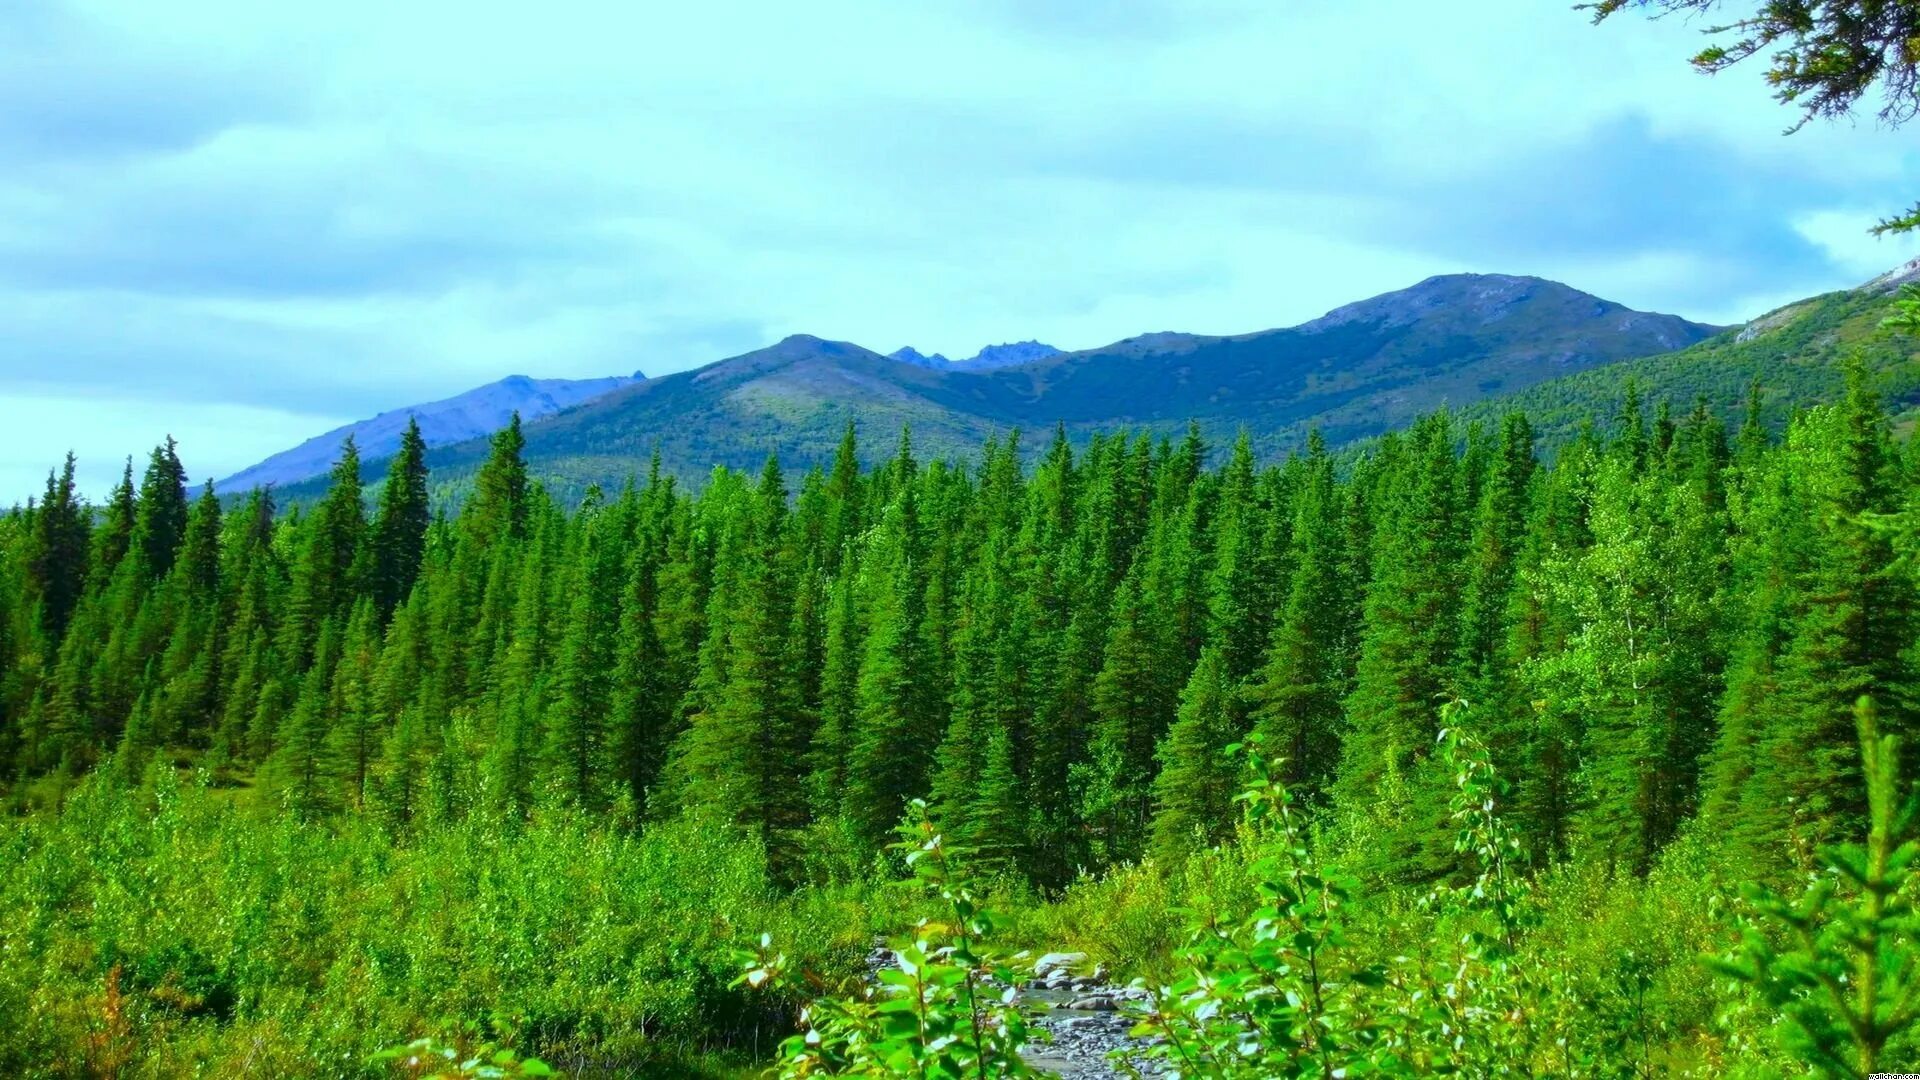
888,341,1064,371
443,272,1737,498
220,372,645,491
252,272,1740,500
244,264,1920,506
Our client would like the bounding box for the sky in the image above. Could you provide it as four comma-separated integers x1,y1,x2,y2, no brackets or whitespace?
3,0,1918,503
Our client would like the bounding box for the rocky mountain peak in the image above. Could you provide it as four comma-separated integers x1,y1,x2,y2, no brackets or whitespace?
1300,273,1575,332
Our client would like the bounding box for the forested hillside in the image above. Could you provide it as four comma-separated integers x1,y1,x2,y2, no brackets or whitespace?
5,319,1920,1071
1470,283,1920,445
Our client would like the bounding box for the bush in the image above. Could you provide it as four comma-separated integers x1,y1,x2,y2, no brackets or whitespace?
0,769,874,1076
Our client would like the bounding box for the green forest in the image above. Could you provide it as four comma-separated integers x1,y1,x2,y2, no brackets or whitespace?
8,318,1920,1074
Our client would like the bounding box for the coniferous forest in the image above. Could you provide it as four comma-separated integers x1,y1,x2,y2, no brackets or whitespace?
19,8,1920,1071
8,335,1920,1073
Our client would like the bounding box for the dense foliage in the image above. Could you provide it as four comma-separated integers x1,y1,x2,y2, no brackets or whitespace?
5,343,1920,1072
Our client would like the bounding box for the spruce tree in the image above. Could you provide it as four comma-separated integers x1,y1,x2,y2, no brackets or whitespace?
807,550,863,822
1336,412,1466,878
272,618,341,818
466,413,530,546
281,439,366,673
1248,432,1352,794
1454,413,1535,706
1080,558,1179,862
27,453,89,644
132,436,190,584
844,488,933,850
609,488,675,813
544,509,621,806
328,600,384,810
1150,645,1242,861
664,457,808,866
1747,364,1915,852
91,458,137,584
370,417,430,618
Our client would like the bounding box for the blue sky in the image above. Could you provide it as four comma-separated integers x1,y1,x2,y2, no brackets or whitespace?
3,0,1917,502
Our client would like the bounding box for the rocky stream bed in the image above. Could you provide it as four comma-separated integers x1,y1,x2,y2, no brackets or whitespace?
864,944,1164,1078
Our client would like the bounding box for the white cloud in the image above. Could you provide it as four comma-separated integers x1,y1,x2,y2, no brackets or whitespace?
1793,210,1910,281
0,393,353,506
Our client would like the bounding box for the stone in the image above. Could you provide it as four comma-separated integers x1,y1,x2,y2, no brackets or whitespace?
1033,951,1087,978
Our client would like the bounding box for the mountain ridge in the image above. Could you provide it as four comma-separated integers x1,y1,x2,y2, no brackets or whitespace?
246,272,1732,501
393,272,1719,500
220,371,645,491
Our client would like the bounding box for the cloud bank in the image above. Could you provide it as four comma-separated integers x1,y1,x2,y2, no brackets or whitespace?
2,0,1915,500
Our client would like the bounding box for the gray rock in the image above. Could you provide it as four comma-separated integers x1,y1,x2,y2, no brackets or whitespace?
1033,951,1088,978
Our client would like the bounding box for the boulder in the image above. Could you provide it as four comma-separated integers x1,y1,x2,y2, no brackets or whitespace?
1033,951,1087,978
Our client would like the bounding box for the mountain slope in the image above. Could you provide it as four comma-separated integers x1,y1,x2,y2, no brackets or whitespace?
412,273,1717,498
1469,277,1920,445
222,371,644,490
914,274,1716,445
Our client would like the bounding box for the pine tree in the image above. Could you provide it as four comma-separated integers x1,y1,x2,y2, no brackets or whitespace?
281,439,366,673
91,458,137,584
132,436,190,584
844,488,933,850
1150,645,1243,861
1080,559,1179,862
544,508,622,806
464,414,529,547
370,417,430,619
272,618,340,818
1248,432,1353,795
808,550,862,822
27,453,90,644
